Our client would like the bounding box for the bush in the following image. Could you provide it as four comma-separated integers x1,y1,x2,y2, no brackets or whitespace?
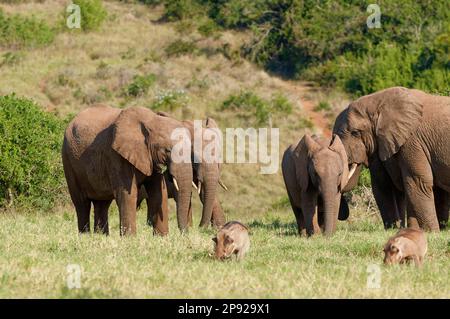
68,0,107,32
151,89,188,111
157,0,449,95
163,0,205,21
221,91,292,125
314,101,331,112
0,9,55,48
165,39,198,57
0,95,65,210
125,74,156,97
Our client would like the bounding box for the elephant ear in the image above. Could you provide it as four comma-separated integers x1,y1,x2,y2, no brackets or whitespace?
375,87,423,161
294,135,319,191
112,107,153,176
328,134,349,191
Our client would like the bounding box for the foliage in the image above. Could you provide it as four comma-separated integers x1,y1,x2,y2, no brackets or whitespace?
125,74,156,97
0,95,65,210
154,0,449,95
221,91,292,125
70,0,107,32
0,9,55,48
314,101,331,112
164,39,198,57
151,89,189,111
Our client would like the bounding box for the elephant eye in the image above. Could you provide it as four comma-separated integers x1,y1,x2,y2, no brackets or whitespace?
350,130,360,137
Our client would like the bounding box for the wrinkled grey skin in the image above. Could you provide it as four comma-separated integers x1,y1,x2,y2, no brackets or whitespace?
333,87,450,231
62,104,193,236
282,134,350,236
138,113,226,228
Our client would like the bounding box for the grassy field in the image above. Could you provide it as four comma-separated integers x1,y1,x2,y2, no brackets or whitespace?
0,1,448,299
1,205,449,298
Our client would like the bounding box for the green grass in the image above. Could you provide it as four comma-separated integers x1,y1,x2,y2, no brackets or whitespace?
0,207,448,298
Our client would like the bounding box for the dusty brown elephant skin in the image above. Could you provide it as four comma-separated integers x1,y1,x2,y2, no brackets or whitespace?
137,114,227,228
62,104,193,236
333,87,450,231
282,134,355,236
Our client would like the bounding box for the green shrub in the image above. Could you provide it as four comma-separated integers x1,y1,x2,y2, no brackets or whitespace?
314,101,331,112
125,74,156,97
0,95,65,210
68,0,107,32
0,10,55,48
151,89,188,111
163,0,205,21
197,18,220,37
165,39,198,57
158,0,449,95
221,91,292,125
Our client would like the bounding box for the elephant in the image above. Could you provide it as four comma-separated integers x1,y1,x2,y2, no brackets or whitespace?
333,87,450,231
137,115,228,229
62,104,193,236
282,134,357,236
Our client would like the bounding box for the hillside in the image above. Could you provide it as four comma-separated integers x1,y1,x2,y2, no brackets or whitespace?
0,0,358,221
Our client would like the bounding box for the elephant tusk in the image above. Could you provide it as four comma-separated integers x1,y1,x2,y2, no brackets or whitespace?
191,181,198,190
347,164,358,183
219,180,228,191
198,182,202,194
173,178,179,191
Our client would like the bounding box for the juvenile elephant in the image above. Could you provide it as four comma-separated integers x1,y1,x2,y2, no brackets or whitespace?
62,104,193,236
282,134,357,236
155,114,227,228
333,87,450,231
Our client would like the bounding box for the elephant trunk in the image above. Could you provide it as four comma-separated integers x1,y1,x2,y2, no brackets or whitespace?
199,175,218,227
322,191,341,236
170,163,193,233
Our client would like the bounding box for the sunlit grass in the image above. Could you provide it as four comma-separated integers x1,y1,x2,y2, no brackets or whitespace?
0,207,448,298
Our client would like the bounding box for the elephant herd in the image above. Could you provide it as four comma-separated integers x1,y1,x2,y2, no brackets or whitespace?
62,87,450,237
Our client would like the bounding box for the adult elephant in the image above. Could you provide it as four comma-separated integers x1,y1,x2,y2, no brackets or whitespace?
139,114,227,229
333,87,450,231
62,104,193,236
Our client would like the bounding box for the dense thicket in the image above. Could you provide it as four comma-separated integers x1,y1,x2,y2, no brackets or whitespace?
0,95,65,210
151,0,449,95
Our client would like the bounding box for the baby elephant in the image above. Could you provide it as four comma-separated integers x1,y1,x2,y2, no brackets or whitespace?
212,221,250,260
282,134,357,236
383,228,428,267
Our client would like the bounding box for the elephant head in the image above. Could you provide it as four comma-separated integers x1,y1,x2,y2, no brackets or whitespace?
333,87,423,170
111,107,193,231
187,117,227,227
296,134,353,235
156,111,227,228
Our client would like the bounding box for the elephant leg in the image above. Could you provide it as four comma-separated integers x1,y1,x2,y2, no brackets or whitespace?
317,196,324,229
369,159,401,229
395,190,407,228
115,183,139,236
434,187,449,230
187,200,193,228
287,192,305,236
300,190,319,236
93,200,112,235
63,161,91,233
75,199,91,233
401,160,439,231
211,199,226,228
145,174,169,236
